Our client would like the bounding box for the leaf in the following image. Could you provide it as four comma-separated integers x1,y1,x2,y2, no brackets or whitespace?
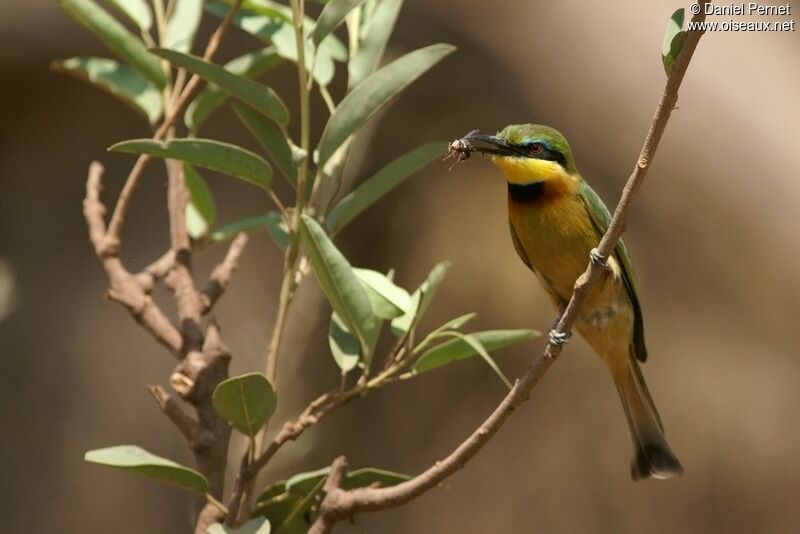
52,57,162,124
347,0,402,87
285,467,331,495
165,0,203,53
312,0,367,45
105,0,152,31
329,312,360,373
413,329,538,374
327,142,446,233
152,48,289,126
346,467,410,488
60,0,166,88
210,211,287,250
317,43,455,166
208,518,271,534
234,103,297,185
412,312,477,355
212,372,277,437
187,48,284,132
450,332,513,389
299,215,378,359
184,164,216,239
207,2,347,87
661,8,686,76
353,268,410,319
110,138,273,190
390,261,450,336
85,445,208,493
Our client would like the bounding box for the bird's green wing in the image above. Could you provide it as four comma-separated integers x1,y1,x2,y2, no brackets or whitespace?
578,181,648,362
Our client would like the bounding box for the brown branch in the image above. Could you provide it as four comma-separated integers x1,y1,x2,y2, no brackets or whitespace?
104,0,245,250
84,162,183,354
135,250,176,293
310,12,707,533
148,384,197,441
201,233,249,314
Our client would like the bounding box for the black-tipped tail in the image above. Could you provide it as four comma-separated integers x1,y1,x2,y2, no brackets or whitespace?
618,359,683,481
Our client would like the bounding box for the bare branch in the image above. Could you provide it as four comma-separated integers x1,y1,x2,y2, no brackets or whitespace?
148,384,197,441
310,12,708,532
135,250,176,293
201,233,249,314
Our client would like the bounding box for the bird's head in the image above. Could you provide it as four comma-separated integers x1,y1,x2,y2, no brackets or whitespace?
464,124,579,185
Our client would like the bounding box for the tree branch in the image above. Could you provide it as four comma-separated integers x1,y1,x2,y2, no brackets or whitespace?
134,250,176,293
310,12,707,533
201,233,249,314
148,384,198,442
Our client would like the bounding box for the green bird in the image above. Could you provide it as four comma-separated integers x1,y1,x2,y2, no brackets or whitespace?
461,124,682,480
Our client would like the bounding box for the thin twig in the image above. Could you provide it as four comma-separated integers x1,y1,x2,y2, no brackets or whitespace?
201,233,249,314
134,250,176,293
309,12,707,533
148,384,197,441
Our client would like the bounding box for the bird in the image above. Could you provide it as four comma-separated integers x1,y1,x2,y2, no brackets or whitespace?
456,124,682,480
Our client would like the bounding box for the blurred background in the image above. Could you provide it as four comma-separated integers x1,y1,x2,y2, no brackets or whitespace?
2,0,800,532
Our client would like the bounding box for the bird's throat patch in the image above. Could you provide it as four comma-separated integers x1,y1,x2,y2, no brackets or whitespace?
508,181,545,203
493,156,563,185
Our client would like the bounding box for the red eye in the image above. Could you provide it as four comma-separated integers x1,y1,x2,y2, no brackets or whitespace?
529,143,544,154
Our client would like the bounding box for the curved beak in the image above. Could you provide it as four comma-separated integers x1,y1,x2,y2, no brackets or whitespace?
463,130,526,157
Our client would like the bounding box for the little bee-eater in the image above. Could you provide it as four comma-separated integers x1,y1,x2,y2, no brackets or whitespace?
457,124,682,480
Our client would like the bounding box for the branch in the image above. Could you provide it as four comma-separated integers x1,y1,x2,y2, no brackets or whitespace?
135,250,176,293
201,233,249,314
148,384,198,442
310,12,707,533
103,0,245,251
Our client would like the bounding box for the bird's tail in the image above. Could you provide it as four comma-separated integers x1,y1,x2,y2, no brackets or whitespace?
616,358,683,480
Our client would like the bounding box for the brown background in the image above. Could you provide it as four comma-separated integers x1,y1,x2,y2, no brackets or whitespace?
2,1,799,532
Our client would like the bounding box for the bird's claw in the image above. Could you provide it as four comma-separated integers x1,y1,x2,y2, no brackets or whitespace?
548,329,572,346
590,248,610,271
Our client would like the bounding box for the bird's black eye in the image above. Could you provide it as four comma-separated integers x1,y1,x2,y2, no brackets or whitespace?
528,142,544,155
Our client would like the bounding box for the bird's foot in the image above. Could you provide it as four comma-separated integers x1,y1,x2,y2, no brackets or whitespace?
590,248,610,271
548,329,572,346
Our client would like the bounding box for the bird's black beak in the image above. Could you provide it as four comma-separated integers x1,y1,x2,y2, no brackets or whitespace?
462,130,525,157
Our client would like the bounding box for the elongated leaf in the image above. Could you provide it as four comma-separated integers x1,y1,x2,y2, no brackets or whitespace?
317,43,455,166
353,268,410,319
413,329,538,374
451,332,512,389
299,215,378,358
413,312,477,355
212,372,277,436
208,518,271,534
165,0,203,52
187,48,284,132
210,211,287,249
52,57,162,124
60,0,166,88
390,261,450,336
105,0,152,31
152,48,289,126
329,312,360,373
348,0,402,87
313,0,366,45
234,103,297,185
328,142,445,232
661,8,686,75
285,467,331,495
85,445,208,493
346,467,410,488
110,138,272,190
184,164,216,239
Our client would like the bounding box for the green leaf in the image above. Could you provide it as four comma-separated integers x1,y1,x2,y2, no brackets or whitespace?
187,48,284,132
451,332,513,389
390,261,450,336
413,312,477,355
60,0,166,88
317,43,455,166
353,268,410,319
210,211,287,250
212,372,277,437
110,138,273,190
285,467,331,495
234,103,297,185
165,0,203,52
413,329,538,374
312,0,367,45
207,2,346,87
105,0,152,31
52,57,162,124
346,467,410,488
299,215,378,359
347,0,402,87
184,164,216,239
85,445,208,493
329,312,360,373
152,48,289,126
208,518,271,534
327,142,446,233
661,8,686,76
